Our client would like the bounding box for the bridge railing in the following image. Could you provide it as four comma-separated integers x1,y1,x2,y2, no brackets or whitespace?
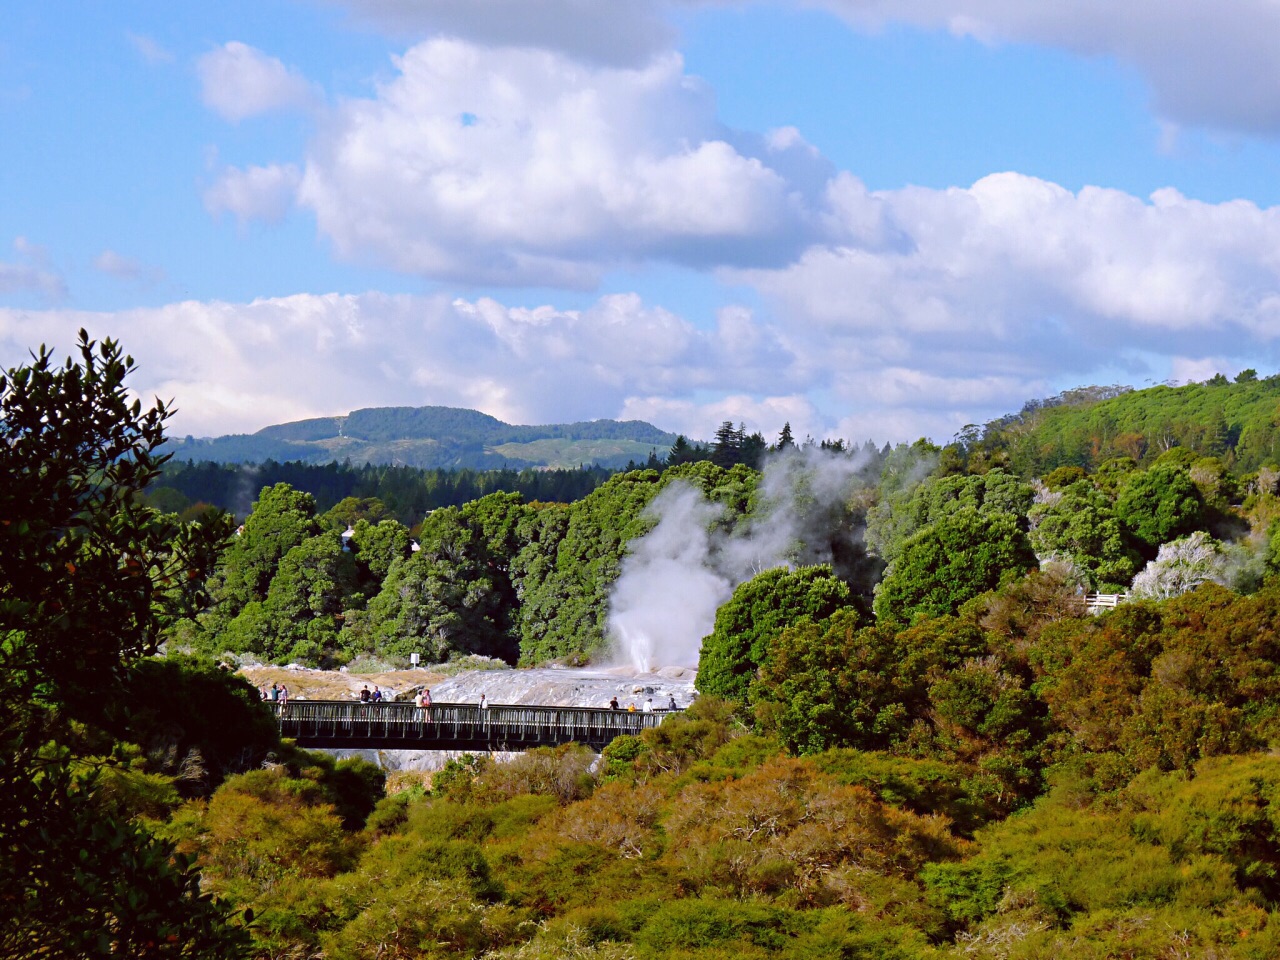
271,699,673,747
1085,592,1130,613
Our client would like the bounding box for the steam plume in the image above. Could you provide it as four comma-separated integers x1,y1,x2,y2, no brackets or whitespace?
607,446,879,671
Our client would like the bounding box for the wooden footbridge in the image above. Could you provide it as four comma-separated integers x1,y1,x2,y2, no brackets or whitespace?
274,700,673,751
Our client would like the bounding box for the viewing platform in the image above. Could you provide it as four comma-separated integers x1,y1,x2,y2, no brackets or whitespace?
273,699,673,751
1085,592,1130,613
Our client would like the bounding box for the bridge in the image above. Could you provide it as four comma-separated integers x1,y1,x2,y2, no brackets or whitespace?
274,699,673,751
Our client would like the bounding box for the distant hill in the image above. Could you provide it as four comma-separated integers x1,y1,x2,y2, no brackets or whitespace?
163,405,681,470
975,372,1280,474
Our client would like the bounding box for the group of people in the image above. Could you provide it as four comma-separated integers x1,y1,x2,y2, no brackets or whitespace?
413,687,433,722
260,683,288,706
608,694,679,712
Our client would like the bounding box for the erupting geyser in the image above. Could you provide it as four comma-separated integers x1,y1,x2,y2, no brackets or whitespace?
606,447,879,673
607,484,730,671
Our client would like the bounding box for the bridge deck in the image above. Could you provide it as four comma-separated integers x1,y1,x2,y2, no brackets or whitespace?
274,699,672,751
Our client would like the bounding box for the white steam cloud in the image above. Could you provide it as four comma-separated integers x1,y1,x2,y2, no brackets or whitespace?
607,447,878,671
608,484,732,672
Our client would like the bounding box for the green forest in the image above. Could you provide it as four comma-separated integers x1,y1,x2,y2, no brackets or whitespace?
15,336,1280,958
161,404,683,471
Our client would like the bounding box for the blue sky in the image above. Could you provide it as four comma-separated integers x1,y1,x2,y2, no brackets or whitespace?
4,1,1280,443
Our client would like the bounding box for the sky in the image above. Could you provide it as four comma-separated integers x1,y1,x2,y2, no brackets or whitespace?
4,1,1280,445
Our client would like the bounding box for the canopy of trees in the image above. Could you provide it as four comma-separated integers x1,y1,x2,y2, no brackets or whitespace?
19,337,1280,959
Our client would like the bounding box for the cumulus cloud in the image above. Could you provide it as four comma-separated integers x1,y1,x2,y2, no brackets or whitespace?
621,394,822,446
296,39,824,284
315,1,1280,135
197,42,318,122
204,163,301,224
0,237,66,302
321,0,690,67
0,291,805,438
816,0,1280,135
724,170,1280,440
8,155,1280,449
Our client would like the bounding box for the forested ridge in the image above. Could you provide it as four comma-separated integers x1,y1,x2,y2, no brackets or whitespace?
161,404,683,471
15,340,1280,958
968,367,1280,475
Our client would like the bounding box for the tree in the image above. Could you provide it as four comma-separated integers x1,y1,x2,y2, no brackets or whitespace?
1115,465,1205,558
258,531,361,664
1029,479,1141,590
739,430,767,469
0,332,248,956
349,517,412,588
667,435,697,466
710,420,743,468
753,609,896,753
211,483,320,618
867,469,1033,568
874,507,1036,624
1130,531,1227,600
776,422,795,451
367,506,517,663
696,565,852,703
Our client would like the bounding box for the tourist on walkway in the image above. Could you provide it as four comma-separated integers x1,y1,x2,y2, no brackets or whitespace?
609,696,619,710
415,688,433,724
668,694,678,710
280,685,289,711
643,698,654,713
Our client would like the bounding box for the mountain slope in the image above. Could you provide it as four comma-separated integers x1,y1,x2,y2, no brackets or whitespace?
164,405,680,470
977,373,1280,474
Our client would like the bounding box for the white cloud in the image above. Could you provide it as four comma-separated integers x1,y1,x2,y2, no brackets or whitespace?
620,394,822,445
0,291,803,438
320,0,690,67
316,1,1280,135
7,168,1280,448
816,0,1280,135
93,249,164,285
197,42,318,122
204,163,301,224
737,171,1280,373
296,39,821,284
0,237,65,301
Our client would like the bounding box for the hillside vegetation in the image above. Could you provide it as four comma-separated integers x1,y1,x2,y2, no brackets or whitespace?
18,338,1280,958
972,369,1280,474
164,405,681,470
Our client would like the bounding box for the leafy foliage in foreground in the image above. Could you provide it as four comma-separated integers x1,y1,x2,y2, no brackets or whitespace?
167,675,1280,960
0,333,251,957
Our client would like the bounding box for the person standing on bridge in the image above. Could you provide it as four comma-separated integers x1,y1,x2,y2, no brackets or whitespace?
479,694,487,710
415,688,432,724
280,685,288,712
668,694,678,710
643,698,654,713
609,696,619,710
